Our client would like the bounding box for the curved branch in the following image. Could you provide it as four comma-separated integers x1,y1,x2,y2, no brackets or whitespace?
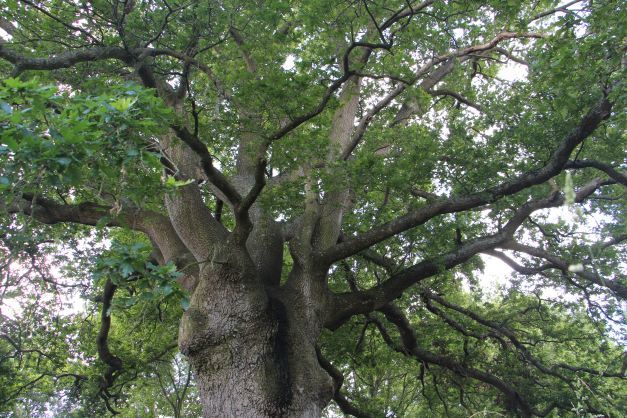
326,193,560,328
326,177,609,327
315,347,374,418
484,249,553,275
2,193,199,290
422,291,625,380
269,72,354,141
0,40,224,84
379,1,437,32
374,303,542,418
19,0,101,44
531,0,585,22
0,43,132,74
3,193,153,232
565,159,627,186
97,279,123,415
501,241,627,299
170,126,242,206
322,93,612,264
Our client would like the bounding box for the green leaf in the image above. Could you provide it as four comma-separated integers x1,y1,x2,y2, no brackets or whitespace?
0,102,12,114
110,96,137,112
119,262,135,277
55,157,72,166
164,176,194,188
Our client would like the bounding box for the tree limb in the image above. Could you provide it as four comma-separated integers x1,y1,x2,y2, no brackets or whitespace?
327,176,611,327
315,346,374,418
565,159,627,186
501,241,627,299
97,279,123,415
374,303,541,417
322,93,612,264
342,31,542,159
422,290,625,379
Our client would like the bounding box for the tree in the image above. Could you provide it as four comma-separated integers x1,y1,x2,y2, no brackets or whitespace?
0,0,625,416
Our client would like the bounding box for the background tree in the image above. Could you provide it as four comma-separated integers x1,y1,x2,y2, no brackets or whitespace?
0,0,625,417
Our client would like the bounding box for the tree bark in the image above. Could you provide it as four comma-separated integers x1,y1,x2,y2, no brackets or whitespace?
176,239,333,417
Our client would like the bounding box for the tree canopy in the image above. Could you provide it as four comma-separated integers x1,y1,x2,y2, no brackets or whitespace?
0,0,625,417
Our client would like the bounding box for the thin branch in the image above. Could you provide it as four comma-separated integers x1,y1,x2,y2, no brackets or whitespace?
565,159,627,186
19,0,101,44
374,303,540,417
269,72,354,141
97,279,123,415
484,249,553,275
501,241,627,299
530,0,585,22
379,0,437,32
267,1,440,142
342,31,542,159
429,89,484,112
170,126,242,206
493,47,529,66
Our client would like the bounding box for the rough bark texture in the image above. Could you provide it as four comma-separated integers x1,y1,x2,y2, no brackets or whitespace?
163,114,334,415
177,241,333,417
1,2,623,416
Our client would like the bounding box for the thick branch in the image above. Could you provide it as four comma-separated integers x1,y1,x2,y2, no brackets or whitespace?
2,194,198,290
0,40,223,84
322,93,612,264
327,176,611,327
3,194,153,232
0,16,16,36
164,184,228,261
0,44,132,74
326,193,564,328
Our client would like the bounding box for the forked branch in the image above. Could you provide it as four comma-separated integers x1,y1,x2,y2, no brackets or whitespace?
322,93,612,264
326,177,612,327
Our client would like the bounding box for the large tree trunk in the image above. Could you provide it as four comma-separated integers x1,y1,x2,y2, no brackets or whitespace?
177,243,333,417
161,98,337,416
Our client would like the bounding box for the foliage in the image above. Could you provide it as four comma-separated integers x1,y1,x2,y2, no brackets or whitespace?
0,0,625,417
